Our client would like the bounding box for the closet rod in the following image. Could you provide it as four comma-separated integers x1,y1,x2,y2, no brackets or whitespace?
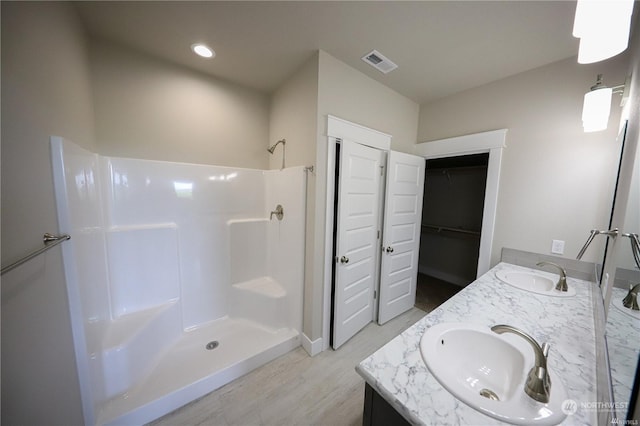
421,224,480,236
426,165,488,173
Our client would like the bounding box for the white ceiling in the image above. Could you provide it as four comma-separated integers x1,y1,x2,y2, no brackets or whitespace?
75,1,581,105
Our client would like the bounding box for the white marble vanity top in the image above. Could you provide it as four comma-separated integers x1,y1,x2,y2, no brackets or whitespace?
606,286,640,420
356,262,598,425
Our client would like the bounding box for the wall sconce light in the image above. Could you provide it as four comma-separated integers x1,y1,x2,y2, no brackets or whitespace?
573,0,634,64
582,74,627,133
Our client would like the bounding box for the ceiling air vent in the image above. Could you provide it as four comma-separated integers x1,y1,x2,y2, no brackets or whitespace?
362,50,398,74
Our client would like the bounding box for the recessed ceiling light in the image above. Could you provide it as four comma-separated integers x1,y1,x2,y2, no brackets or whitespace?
191,43,215,59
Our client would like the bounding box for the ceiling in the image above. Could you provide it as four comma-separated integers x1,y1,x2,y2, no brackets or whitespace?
75,1,581,105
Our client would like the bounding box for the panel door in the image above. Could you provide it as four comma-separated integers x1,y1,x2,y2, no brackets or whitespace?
332,140,384,349
378,151,425,324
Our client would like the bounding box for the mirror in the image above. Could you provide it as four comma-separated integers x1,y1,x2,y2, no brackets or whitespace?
605,120,640,421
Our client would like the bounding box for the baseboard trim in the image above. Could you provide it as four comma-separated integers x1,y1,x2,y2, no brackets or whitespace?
301,333,323,356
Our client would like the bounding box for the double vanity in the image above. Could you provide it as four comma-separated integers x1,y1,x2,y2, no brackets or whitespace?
357,261,605,425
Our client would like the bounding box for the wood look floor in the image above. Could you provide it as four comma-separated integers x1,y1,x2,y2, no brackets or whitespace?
150,308,427,426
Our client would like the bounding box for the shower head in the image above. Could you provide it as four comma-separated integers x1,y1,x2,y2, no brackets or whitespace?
267,139,285,154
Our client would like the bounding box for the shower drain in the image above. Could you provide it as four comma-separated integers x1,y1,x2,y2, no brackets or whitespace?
205,341,219,350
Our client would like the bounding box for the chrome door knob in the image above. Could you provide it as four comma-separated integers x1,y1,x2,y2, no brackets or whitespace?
340,256,349,264
385,246,394,253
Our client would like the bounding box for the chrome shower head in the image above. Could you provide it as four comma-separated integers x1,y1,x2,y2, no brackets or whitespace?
267,139,285,154
267,139,286,169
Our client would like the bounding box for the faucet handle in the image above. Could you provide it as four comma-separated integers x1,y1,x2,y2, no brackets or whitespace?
541,342,550,358
541,343,551,385
527,342,552,403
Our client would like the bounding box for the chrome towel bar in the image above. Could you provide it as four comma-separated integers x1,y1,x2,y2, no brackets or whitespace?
1,233,70,276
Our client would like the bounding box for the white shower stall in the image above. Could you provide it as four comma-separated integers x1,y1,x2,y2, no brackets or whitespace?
50,137,306,425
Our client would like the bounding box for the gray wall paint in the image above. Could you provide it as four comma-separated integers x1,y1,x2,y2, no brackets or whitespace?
269,53,319,338
270,50,421,340
306,51,421,340
90,38,270,168
1,2,95,424
418,54,630,267
318,51,420,154
3,2,638,419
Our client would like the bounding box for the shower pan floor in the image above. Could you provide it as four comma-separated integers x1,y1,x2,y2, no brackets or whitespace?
98,317,300,426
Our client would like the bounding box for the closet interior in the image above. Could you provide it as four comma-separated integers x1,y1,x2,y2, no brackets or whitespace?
415,153,489,310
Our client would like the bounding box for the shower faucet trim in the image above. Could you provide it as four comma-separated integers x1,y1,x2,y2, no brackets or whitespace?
270,204,284,221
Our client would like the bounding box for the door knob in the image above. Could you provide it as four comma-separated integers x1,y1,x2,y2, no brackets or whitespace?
340,256,349,264
386,246,394,253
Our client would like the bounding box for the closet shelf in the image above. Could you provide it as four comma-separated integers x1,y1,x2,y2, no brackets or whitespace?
421,224,481,237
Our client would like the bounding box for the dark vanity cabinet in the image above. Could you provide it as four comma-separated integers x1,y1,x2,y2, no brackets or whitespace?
362,384,411,426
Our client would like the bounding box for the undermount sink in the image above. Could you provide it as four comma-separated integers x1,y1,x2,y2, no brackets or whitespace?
420,322,568,425
496,269,576,297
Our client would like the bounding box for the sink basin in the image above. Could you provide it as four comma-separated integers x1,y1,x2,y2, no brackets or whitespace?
496,269,576,297
420,322,568,425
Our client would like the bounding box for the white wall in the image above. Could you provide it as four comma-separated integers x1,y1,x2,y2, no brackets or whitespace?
1,2,94,424
418,54,630,266
89,38,270,168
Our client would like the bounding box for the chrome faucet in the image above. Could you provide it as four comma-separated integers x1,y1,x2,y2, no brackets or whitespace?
622,283,640,311
491,325,551,403
536,261,568,292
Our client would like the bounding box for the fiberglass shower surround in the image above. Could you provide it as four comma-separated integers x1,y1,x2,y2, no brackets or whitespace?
51,138,305,425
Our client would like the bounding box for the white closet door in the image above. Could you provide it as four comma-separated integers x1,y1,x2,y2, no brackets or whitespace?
332,140,384,349
378,151,425,325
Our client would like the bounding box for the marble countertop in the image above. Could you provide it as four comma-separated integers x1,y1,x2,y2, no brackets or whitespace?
606,286,640,420
356,262,599,425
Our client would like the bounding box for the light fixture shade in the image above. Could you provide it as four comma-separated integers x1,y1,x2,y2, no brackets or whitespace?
573,0,633,64
582,87,612,132
573,0,599,37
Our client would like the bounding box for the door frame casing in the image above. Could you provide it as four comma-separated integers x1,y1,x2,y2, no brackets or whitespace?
414,129,507,278
331,140,386,348
318,123,506,353
322,116,391,351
